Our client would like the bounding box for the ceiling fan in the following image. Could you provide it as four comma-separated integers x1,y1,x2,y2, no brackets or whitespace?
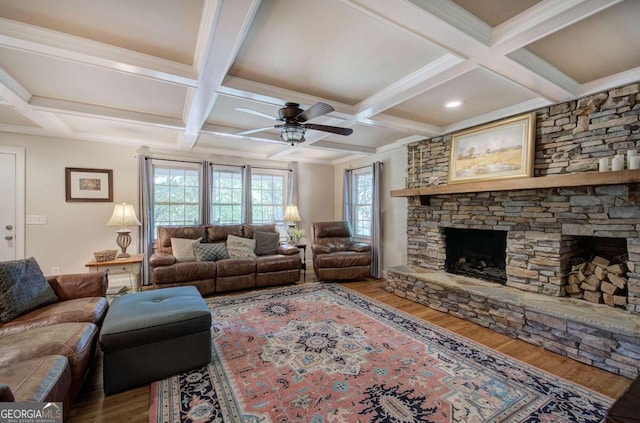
235,102,353,145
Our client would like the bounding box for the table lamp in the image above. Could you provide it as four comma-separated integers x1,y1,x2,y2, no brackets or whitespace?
283,205,301,243
106,203,141,258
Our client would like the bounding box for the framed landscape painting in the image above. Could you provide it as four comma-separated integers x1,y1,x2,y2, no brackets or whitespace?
65,167,113,202
448,112,536,184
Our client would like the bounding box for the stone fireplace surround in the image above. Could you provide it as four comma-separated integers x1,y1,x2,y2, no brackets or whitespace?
387,83,640,379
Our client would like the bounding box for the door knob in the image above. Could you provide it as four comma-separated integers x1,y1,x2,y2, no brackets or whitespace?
5,235,13,241
5,225,12,230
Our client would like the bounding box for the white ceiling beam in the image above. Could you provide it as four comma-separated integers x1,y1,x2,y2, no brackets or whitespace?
311,140,376,154
179,0,261,150
29,96,185,129
579,66,640,97
0,17,198,87
491,0,621,54
0,76,73,135
347,0,578,102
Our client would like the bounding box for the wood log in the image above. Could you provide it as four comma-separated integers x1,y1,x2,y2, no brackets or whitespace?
604,293,615,306
568,273,580,285
607,273,628,289
571,263,586,272
565,283,583,294
584,262,596,276
607,263,627,275
613,295,628,306
581,281,598,292
601,281,620,296
593,266,607,280
583,290,603,303
584,275,602,290
592,256,611,267
569,293,583,299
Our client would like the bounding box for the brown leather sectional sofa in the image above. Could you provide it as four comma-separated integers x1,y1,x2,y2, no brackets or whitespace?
149,223,301,295
0,272,108,415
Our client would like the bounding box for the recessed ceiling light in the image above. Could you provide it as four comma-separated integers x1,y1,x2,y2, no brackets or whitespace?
445,100,462,108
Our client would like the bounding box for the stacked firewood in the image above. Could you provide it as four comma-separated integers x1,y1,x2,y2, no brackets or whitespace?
566,256,628,308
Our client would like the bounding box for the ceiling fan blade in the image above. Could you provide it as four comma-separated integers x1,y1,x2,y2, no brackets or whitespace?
234,107,277,121
304,123,353,136
236,126,274,136
295,102,334,122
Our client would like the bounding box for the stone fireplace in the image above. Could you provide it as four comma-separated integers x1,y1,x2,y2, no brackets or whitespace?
387,83,640,379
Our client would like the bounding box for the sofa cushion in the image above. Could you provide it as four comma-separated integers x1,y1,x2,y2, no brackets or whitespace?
157,226,206,254
243,223,278,239
153,262,217,285
171,237,202,262
0,355,71,403
216,258,256,277
206,224,242,243
256,255,301,273
0,257,58,323
254,231,280,256
226,234,257,258
0,322,98,400
194,242,228,261
315,251,371,268
0,297,108,336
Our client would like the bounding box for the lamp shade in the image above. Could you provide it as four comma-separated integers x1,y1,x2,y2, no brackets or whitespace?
279,125,305,144
106,203,141,228
283,205,301,222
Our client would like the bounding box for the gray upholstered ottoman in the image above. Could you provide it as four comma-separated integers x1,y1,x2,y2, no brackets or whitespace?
99,286,211,395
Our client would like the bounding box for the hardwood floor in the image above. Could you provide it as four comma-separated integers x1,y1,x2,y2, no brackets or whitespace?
67,279,632,422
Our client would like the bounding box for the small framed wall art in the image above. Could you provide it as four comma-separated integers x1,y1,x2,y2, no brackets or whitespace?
448,112,536,184
65,167,113,202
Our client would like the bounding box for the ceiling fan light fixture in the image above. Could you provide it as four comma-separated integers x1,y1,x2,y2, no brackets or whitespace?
279,124,305,145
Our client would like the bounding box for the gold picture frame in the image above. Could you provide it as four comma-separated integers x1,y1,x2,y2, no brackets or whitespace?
65,167,113,202
448,112,536,184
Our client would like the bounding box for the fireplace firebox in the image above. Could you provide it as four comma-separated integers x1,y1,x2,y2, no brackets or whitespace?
444,228,507,284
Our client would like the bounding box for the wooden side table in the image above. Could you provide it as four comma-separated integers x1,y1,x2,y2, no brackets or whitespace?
85,253,144,292
296,244,307,280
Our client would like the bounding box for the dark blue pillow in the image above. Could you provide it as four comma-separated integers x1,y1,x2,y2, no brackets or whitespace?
0,257,58,322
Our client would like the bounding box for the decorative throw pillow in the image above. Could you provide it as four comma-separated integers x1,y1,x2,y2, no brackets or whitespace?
171,237,202,262
0,257,58,323
253,231,280,256
194,243,229,261
226,234,257,259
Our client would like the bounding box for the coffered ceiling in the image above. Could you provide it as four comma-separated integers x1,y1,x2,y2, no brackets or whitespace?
0,0,639,164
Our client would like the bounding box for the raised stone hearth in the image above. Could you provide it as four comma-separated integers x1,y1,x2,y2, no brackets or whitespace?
386,266,640,378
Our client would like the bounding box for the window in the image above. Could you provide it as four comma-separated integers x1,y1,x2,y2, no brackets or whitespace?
152,165,200,237
211,168,243,225
252,170,288,231
352,169,372,237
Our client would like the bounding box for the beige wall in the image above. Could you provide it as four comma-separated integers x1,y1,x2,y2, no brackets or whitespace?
1,133,335,274
0,133,139,275
333,146,408,274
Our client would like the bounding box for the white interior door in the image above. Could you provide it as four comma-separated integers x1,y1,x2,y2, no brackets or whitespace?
0,147,25,261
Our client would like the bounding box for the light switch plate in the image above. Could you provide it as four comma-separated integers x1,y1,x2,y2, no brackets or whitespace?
26,215,47,224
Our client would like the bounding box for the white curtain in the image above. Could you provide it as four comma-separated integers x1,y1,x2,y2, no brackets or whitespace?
371,161,383,278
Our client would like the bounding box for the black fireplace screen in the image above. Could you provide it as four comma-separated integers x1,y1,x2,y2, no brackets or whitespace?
444,228,507,284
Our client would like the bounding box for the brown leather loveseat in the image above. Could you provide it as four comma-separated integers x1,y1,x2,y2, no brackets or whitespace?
149,223,301,295
0,268,108,416
311,221,372,281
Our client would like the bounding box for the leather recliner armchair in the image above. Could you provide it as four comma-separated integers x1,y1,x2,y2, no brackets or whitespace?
311,221,371,281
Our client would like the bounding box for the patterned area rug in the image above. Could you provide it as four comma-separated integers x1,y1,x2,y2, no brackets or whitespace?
149,283,612,422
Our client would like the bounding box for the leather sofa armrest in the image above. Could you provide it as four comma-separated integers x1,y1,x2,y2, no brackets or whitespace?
277,243,300,255
0,384,14,402
149,253,176,268
47,272,107,300
349,242,371,252
312,244,332,255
